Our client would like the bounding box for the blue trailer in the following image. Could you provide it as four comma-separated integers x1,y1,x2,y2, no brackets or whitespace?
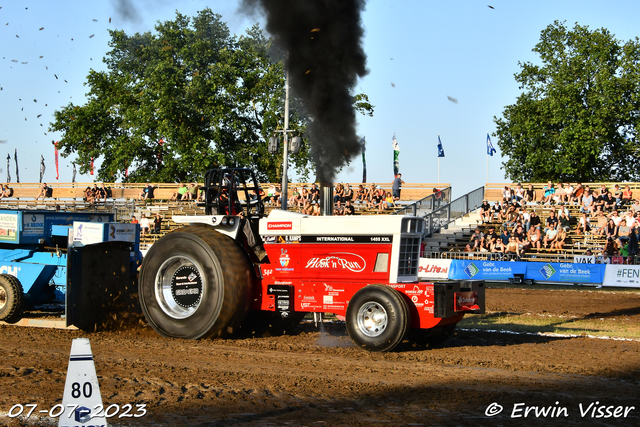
0,209,141,326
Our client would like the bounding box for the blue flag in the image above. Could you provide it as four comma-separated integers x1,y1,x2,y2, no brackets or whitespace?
486,133,496,156
437,135,445,158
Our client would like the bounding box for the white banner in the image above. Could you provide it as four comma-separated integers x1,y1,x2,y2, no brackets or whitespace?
418,258,452,280
573,255,596,264
603,265,640,288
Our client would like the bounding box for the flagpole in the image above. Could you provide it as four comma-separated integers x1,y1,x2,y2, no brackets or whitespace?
438,157,441,184
486,154,489,184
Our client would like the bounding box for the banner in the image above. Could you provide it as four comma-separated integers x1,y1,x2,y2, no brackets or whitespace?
602,265,640,288
418,258,451,280
525,262,605,284
39,154,46,183
448,259,526,281
14,149,19,183
392,133,400,177
573,255,596,264
486,133,496,156
437,135,445,157
359,136,366,183
448,259,606,284
54,141,59,180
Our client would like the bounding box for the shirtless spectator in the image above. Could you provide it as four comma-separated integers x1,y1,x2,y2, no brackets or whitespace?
479,200,492,222
622,186,633,207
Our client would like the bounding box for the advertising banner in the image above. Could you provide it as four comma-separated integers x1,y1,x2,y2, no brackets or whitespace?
573,255,596,264
418,258,451,280
602,265,640,288
525,262,605,284
448,260,526,281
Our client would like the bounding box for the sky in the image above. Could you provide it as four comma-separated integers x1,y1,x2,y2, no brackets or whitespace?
2,0,640,198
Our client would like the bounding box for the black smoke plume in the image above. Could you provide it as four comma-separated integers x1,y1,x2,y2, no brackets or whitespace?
241,0,368,183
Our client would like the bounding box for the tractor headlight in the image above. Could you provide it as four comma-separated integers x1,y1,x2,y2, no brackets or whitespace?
229,217,236,226
221,217,228,226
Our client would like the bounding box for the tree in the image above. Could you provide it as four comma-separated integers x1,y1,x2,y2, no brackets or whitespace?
493,21,640,182
50,10,309,183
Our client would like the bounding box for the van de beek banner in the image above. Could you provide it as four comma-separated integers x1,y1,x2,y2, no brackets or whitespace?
448,260,605,284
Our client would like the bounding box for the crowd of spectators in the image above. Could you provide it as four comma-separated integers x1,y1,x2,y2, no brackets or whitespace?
469,182,640,262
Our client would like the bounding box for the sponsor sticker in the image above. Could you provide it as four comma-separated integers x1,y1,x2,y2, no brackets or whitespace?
267,221,293,231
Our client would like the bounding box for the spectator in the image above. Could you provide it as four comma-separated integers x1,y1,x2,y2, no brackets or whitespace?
610,210,623,226
139,214,151,235
485,226,499,242
130,216,139,224
577,212,591,235
186,183,199,201
35,182,49,200
343,184,353,203
615,219,631,249
543,223,558,249
513,224,529,253
385,192,396,209
311,201,321,216
603,218,617,240
613,184,623,206
465,228,485,252
334,183,345,204
0,184,13,200
354,185,366,204
309,183,320,203
501,185,513,202
541,181,555,204
552,227,567,251
333,200,345,216
479,200,492,223
524,184,537,204
529,210,542,230
170,183,187,201
552,183,564,204
502,203,519,229
152,213,163,234
544,210,559,233
563,183,574,204
288,186,301,207
631,199,640,213
490,235,504,257
504,236,521,259
580,189,594,214
520,207,531,232
528,225,542,250
83,186,96,204
571,183,585,205
344,200,355,215
559,210,571,232
622,185,633,207
593,211,608,236
513,183,525,204
499,228,511,246
392,173,404,201
138,183,155,201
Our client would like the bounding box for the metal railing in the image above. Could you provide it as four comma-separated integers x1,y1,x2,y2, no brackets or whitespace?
394,186,485,237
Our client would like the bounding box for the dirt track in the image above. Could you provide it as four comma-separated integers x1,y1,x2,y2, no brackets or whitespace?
1,287,640,427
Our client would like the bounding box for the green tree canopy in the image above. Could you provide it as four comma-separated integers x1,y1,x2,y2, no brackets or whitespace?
494,21,640,182
50,10,317,183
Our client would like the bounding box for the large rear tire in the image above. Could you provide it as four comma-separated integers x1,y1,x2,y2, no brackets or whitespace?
0,274,23,323
139,225,252,339
346,285,408,352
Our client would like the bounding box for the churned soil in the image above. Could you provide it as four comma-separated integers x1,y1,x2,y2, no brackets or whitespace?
1,287,639,426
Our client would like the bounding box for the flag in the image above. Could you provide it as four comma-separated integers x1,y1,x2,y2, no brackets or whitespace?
40,154,46,183
72,163,77,183
437,135,445,158
54,141,59,180
6,154,10,183
487,133,496,156
90,157,94,175
14,149,19,183
392,133,400,177
359,136,367,183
